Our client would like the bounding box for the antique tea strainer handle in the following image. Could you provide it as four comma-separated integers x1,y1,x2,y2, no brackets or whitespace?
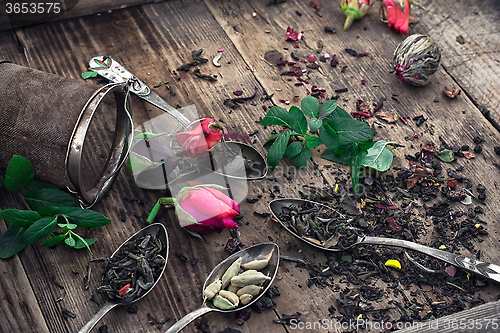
65,81,133,207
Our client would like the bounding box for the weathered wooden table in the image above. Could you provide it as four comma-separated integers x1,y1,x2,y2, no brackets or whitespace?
1,0,500,332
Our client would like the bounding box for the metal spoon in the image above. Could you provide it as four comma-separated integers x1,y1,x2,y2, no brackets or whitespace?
78,223,169,333
269,198,500,284
164,242,280,333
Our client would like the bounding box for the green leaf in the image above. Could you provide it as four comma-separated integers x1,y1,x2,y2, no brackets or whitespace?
81,71,98,79
27,180,60,191
335,144,354,156
72,234,96,253
20,216,58,244
263,132,281,145
435,149,455,163
305,136,322,148
319,100,337,118
329,118,373,144
0,224,27,258
289,106,308,135
267,130,291,171
318,125,339,151
0,209,42,227
292,147,312,170
358,140,375,152
323,106,351,123
73,237,97,249
5,155,34,192
65,209,111,228
127,152,163,176
41,234,67,247
309,118,323,132
361,140,394,172
25,189,78,211
261,106,295,128
65,237,76,247
321,149,351,165
301,96,320,118
283,141,303,159
37,206,79,218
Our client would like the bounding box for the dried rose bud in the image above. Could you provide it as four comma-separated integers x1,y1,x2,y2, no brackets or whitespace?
393,34,441,86
341,0,371,30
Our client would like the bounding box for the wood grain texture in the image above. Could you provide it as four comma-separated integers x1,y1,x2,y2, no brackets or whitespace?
414,0,500,133
1,0,500,332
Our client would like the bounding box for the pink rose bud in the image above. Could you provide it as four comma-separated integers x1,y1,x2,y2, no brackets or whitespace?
341,0,371,30
379,0,410,35
175,118,223,157
177,186,239,234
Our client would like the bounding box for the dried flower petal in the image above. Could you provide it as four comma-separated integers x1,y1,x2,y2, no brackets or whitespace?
386,217,401,232
385,259,401,269
285,27,303,42
345,48,358,57
443,86,461,98
375,111,397,123
233,90,243,96
445,265,457,277
461,151,475,159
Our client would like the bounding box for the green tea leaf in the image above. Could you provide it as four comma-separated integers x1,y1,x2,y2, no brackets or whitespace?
65,209,111,228
319,99,338,118
309,118,322,132
335,144,354,156
267,130,291,171
358,140,375,152
292,147,312,169
361,140,394,172
283,141,303,159
72,234,96,252
65,237,76,247
435,149,455,163
25,189,78,211
301,96,320,118
305,136,322,148
0,209,42,227
350,145,365,193
323,106,351,122
321,149,350,165
5,155,34,192
318,125,339,151
329,118,373,144
41,234,66,247
27,179,60,191
261,106,295,127
0,224,27,258
21,216,58,244
263,132,281,145
37,206,80,218
289,106,308,135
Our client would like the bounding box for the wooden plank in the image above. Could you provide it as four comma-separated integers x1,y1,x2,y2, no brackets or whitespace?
414,0,500,133
1,1,500,333
0,0,165,32
202,0,500,330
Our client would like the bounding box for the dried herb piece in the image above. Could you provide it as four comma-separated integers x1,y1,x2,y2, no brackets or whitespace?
193,68,217,81
443,86,461,98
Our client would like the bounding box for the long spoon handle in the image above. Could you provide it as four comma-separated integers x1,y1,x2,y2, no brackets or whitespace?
361,236,500,283
77,300,119,333
164,306,213,333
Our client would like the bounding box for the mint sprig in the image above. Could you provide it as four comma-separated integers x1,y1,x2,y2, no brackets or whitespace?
262,96,399,192
0,155,111,259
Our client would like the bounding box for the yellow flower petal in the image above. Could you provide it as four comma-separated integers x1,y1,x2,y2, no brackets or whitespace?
385,259,401,269
439,245,446,250
475,223,481,229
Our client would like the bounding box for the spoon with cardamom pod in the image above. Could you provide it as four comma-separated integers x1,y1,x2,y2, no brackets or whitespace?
164,242,279,333
78,223,169,333
269,198,500,284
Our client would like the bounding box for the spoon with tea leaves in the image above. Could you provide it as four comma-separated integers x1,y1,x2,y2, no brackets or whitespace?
164,242,279,333
269,198,500,284
78,223,169,333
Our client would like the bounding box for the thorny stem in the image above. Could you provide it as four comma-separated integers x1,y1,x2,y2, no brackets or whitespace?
146,197,176,223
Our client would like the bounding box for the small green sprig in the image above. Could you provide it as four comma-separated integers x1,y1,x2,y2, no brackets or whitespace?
0,155,110,259
261,96,399,192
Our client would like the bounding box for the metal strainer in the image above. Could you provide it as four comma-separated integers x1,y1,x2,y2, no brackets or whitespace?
0,60,133,206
